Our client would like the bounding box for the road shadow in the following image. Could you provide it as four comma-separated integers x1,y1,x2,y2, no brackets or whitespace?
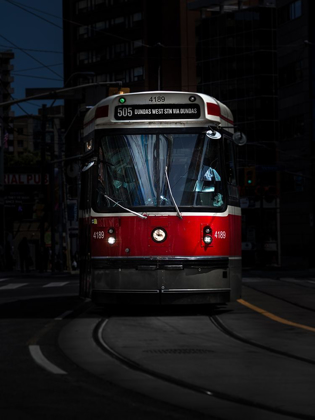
92,302,233,318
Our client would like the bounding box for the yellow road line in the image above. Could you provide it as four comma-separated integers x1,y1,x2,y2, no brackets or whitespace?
237,299,315,333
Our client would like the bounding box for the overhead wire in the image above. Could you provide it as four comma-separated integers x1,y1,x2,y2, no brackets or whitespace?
11,74,63,81
4,0,63,30
12,63,63,73
0,78,33,117
0,43,62,54
4,0,64,20
4,0,151,48
0,33,63,80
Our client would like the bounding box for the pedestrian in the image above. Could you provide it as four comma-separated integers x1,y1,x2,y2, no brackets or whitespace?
18,237,30,273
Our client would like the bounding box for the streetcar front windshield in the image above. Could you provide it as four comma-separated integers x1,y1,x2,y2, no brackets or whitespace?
95,132,225,210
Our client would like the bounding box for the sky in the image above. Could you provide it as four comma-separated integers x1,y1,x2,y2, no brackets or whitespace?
0,0,63,115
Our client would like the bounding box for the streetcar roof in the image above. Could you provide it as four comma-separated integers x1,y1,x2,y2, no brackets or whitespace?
83,91,234,134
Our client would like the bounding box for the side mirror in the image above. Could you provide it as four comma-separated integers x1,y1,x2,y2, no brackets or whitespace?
206,129,221,139
82,161,95,172
233,132,247,146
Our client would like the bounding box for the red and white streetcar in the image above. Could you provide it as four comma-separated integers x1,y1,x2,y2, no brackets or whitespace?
79,91,246,305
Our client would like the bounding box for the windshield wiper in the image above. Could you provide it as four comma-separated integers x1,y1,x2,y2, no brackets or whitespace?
102,193,147,219
165,166,182,219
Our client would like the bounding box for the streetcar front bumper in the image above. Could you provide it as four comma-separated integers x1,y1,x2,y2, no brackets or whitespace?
90,257,241,305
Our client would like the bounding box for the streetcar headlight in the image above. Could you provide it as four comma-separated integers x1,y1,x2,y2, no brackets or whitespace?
108,228,115,234
108,237,116,245
151,228,167,243
203,235,212,245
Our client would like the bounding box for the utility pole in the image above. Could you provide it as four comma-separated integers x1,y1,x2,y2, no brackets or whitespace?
50,115,56,274
0,125,5,251
40,104,47,273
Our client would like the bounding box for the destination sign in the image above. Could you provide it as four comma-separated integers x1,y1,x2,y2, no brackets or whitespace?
114,104,201,120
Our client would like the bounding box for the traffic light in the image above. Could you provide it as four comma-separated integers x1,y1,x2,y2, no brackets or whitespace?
244,167,256,186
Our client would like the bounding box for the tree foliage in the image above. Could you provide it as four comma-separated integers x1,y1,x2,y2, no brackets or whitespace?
4,150,42,169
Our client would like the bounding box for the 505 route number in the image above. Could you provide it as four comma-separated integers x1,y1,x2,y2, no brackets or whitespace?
116,107,132,117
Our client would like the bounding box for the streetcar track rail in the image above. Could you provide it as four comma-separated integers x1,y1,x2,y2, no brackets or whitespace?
94,317,314,420
243,282,315,313
210,315,315,366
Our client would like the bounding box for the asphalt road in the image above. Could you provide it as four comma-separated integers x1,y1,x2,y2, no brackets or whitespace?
0,273,209,420
1,271,315,420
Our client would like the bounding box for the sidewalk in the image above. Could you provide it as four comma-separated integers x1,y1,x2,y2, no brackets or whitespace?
243,267,315,279
0,269,79,279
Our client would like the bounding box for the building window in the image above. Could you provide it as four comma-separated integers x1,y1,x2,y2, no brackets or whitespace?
76,0,96,14
96,74,111,82
279,0,302,25
279,60,303,87
113,43,127,58
95,21,107,31
131,66,144,82
115,70,127,83
131,39,143,55
111,16,124,27
290,0,302,19
77,51,88,64
280,114,304,141
77,21,108,39
45,133,54,144
77,26,89,39
131,12,142,26
46,120,54,129
77,50,99,65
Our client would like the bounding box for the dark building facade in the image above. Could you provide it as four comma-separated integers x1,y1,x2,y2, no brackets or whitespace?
189,0,315,268
189,0,279,267
277,0,315,267
63,0,198,92
62,0,198,158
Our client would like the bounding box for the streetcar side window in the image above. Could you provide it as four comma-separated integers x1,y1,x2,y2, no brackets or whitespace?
224,138,237,185
224,137,239,201
191,136,224,207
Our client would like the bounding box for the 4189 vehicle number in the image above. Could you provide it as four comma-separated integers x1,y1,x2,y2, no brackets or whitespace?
149,96,165,102
93,231,105,239
214,231,227,239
